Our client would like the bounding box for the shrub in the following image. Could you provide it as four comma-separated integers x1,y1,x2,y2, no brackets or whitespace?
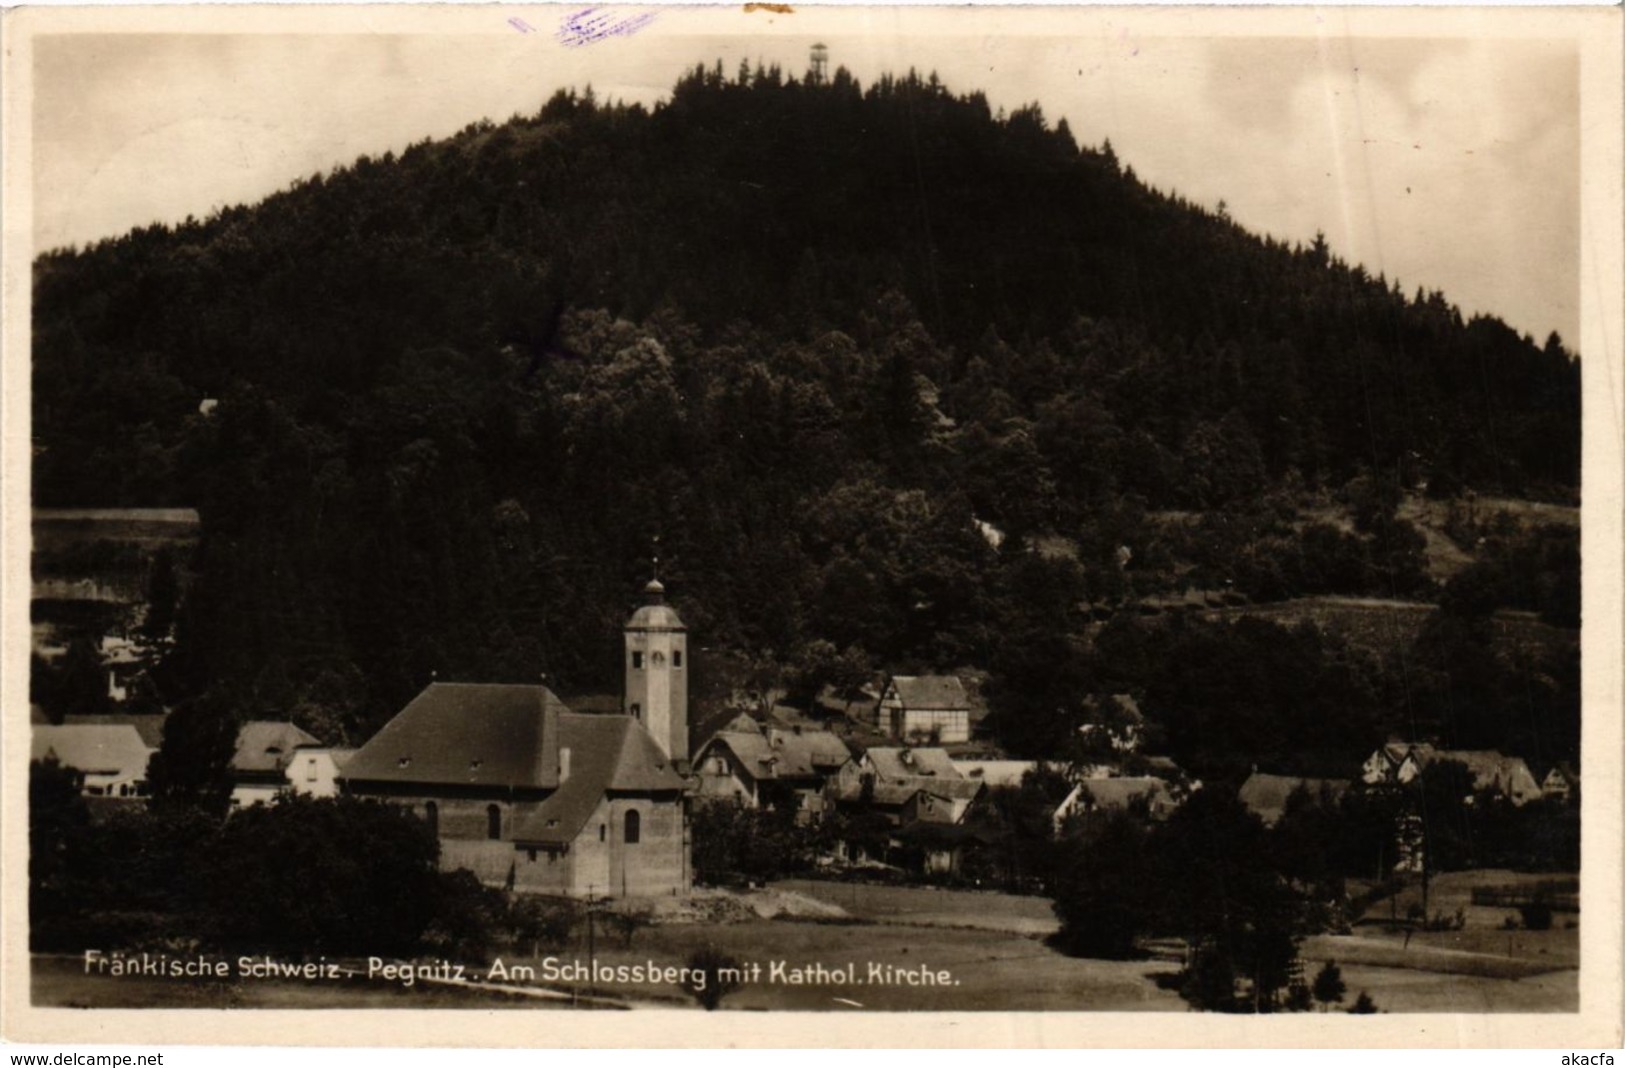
1518,902,1554,931
1311,960,1346,1010
421,869,507,961
202,795,441,956
683,946,744,1011
507,896,581,955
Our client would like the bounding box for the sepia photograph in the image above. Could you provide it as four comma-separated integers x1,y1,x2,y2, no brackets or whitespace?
2,3,1621,1049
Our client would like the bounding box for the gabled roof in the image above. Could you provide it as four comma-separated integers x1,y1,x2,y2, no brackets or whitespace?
32,724,152,777
885,676,969,711
233,721,323,774
792,729,853,769
1058,777,1177,819
1237,773,1350,827
698,726,851,783
1542,762,1579,785
863,746,960,780
828,776,982,808
953,760,1040,788
1428,749,1537,792
512,714,685,845
342,683,563,789
62,713,167,749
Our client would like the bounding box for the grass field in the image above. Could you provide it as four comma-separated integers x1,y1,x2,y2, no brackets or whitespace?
771,878,1060,935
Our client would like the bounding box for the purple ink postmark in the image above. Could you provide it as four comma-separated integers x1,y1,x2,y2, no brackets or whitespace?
555,7,658,47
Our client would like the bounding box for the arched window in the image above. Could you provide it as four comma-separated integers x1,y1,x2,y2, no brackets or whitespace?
486,803,502,840
424,801,439,836
624,809,641,845
629,702,641,721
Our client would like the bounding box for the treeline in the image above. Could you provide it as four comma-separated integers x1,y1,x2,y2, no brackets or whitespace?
29,760,579,961
1047,771,1577,1012
32,64,1580,748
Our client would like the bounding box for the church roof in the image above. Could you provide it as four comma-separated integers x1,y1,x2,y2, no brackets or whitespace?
341,683,564,790
627,582,685,630
512,713,685,846
885,675,968,711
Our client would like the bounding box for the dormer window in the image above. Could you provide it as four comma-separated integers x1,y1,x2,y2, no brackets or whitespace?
397,757,411,768
470,758,483,771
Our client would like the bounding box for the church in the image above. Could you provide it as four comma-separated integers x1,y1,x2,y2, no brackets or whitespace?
341,579,692,898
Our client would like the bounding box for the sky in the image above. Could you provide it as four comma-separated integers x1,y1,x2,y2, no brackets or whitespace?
30,8,1581,346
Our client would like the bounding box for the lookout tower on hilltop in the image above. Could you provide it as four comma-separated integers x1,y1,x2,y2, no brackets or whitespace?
809,43,829,84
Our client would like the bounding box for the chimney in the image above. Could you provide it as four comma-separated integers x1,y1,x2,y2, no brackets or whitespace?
559,747,572,783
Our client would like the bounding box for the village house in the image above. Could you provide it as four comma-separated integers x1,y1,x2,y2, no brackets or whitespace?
1541,763,1579,803
280,744,355,799
1076,693,1146,753
1360,742,1543,805
31,723,154,799
1237,772,1351,828
825,746,984,825
341,579,692,898
877,675,971,744
692,714,851,821
230,721,324,808
1051,776,1179,834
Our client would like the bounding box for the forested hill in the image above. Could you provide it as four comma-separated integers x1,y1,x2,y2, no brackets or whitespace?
32,64,1581,747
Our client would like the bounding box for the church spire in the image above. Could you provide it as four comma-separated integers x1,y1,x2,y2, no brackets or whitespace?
645,537,665,603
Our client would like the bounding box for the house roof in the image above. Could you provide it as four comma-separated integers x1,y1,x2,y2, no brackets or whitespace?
1058,777,1176,819
952,760,1040,788
511,713,686,845
828,777,982,808
32,724,153,777
699,725,851,783
1427,750,1537,792
1378,741,1436,767
1542,762,1579,785
863,746,960,780
233,721,323,774
62,714,167,749
885,676,969,711
774,727,851,770
341,683,564,789
1237,773,1350,827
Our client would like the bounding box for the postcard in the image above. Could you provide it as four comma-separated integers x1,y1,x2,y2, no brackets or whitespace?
2,3,1621,1049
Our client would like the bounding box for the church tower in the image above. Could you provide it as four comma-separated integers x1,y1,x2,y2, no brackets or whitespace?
624,578,688,765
